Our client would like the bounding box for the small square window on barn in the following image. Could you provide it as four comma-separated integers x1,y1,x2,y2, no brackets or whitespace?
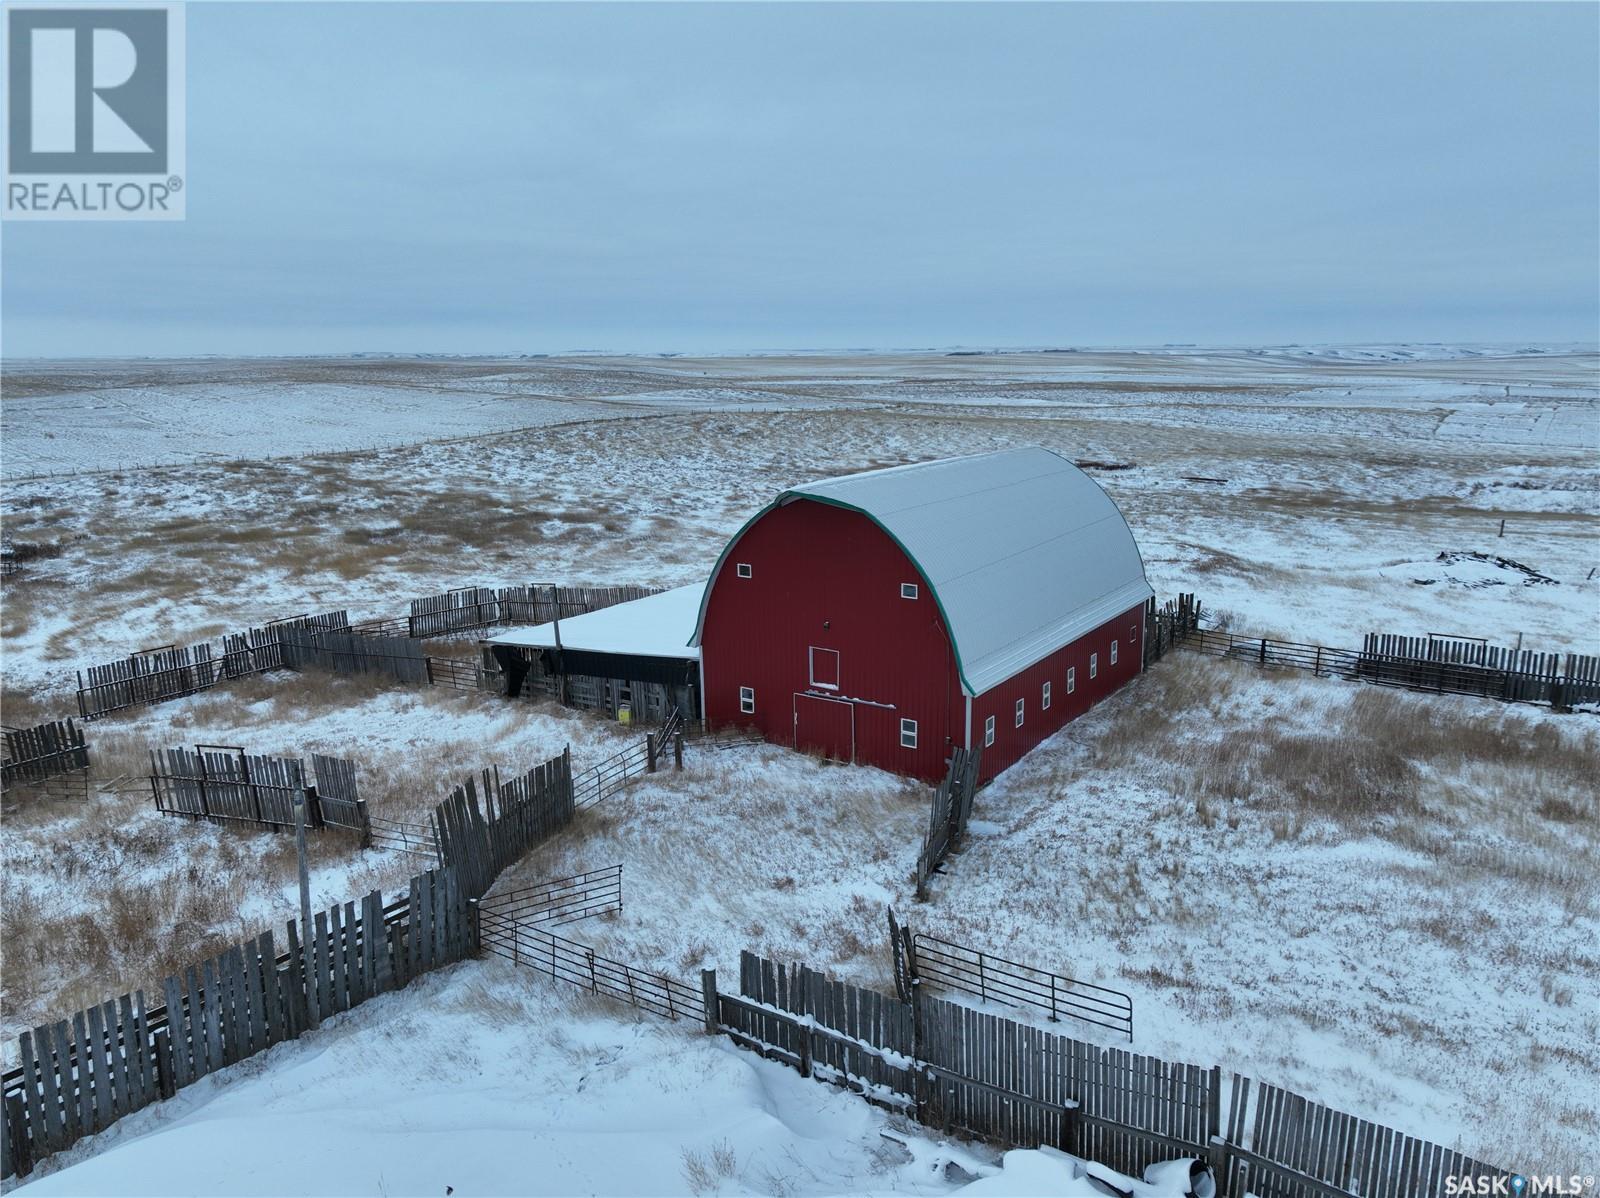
1015,698,1025,728
984,715,995,747
736,563,752,579
809,647,840,690
1042,680,1052,710
900,718,918,749
739,686,755,714
1111,640,1119,666
1090,653,1098,679
900,582,918,600
1067,666,1076,694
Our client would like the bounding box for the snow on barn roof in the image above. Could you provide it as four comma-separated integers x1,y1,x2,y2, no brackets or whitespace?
691,447,1152,696
487,583,704,660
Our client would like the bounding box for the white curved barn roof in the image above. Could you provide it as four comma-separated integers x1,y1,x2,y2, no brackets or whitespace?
692,447,1153,696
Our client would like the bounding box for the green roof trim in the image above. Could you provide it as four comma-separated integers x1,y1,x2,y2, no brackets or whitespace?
688,489,976,695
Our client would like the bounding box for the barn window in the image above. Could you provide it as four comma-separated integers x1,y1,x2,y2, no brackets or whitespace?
900,582,918,600
1042,681,1051,710
1067,666,1076,694
984,715,995,747
900,718,918,749
736,563,752,579
1111,640,1119,666
1090,653,1098,679
1015,698,1025,728
739,686,755,714
809,647,840,690
1131,624,1139,642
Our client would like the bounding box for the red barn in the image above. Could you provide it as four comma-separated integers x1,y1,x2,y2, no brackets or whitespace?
691,447,1154,784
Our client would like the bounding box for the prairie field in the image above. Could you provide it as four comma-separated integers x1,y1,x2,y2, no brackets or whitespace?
1,347,1596,1176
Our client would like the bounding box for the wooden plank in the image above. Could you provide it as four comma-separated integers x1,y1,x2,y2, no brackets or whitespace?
85,1003,112,1132
313,911,332,1021
343,901,363,1005
283,920,307,1038
202,960,224,1075
327,905,347,1016
28,1026,62,1155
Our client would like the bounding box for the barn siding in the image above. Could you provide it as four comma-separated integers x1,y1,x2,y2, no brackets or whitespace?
969,603,1147,782
700,501,963,782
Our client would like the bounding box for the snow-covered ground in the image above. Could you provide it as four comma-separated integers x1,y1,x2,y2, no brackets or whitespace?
7,959,1207,1198
2,348,1596,1188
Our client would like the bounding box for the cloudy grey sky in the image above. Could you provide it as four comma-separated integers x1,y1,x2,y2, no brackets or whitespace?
3,1,1597,356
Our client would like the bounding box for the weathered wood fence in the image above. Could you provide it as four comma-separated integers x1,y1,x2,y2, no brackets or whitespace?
1144,593,1201,668
0,744,583,1181
1,719,89,798
352,582,662,639
149,746,369,843
75,611,352,719
429,750,576,903
68,582,661,722
913,746,983,898
1148,595,1598,711
0,867,467,1180
278,628,429,685
1357,634,1600,708
706,953,1510,1198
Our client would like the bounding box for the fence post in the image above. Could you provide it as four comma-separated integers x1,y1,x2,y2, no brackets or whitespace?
196,751,212,824
674,733,684,771
355,798,373,850
646,733,657,774
700,969,719,1035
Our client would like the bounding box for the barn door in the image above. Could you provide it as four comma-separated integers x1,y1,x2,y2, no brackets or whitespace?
794,694,854,762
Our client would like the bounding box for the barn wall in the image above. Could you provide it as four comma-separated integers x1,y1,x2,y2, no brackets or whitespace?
699,500,963,782
969,602,1147,783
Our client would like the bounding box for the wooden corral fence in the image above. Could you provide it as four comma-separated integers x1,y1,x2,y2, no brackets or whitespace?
278,628,428,686
429,749,576,903
889,912,1133,1041
76,643,222,720
352,582,662,640
497,583,660,627
1144,593,1201,668
221,612,352,676
75,611,351,720
66,582,661,723
0,745,586,1181
1174,623,1600,710
913,746,983,899
408,587,500,638
1,719,89,800
0,867,468,1181
149,746,369,843
705,953,1511,1198
1357,633,1600,708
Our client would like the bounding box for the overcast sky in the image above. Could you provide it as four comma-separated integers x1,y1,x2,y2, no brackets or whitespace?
3,1,1597,357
